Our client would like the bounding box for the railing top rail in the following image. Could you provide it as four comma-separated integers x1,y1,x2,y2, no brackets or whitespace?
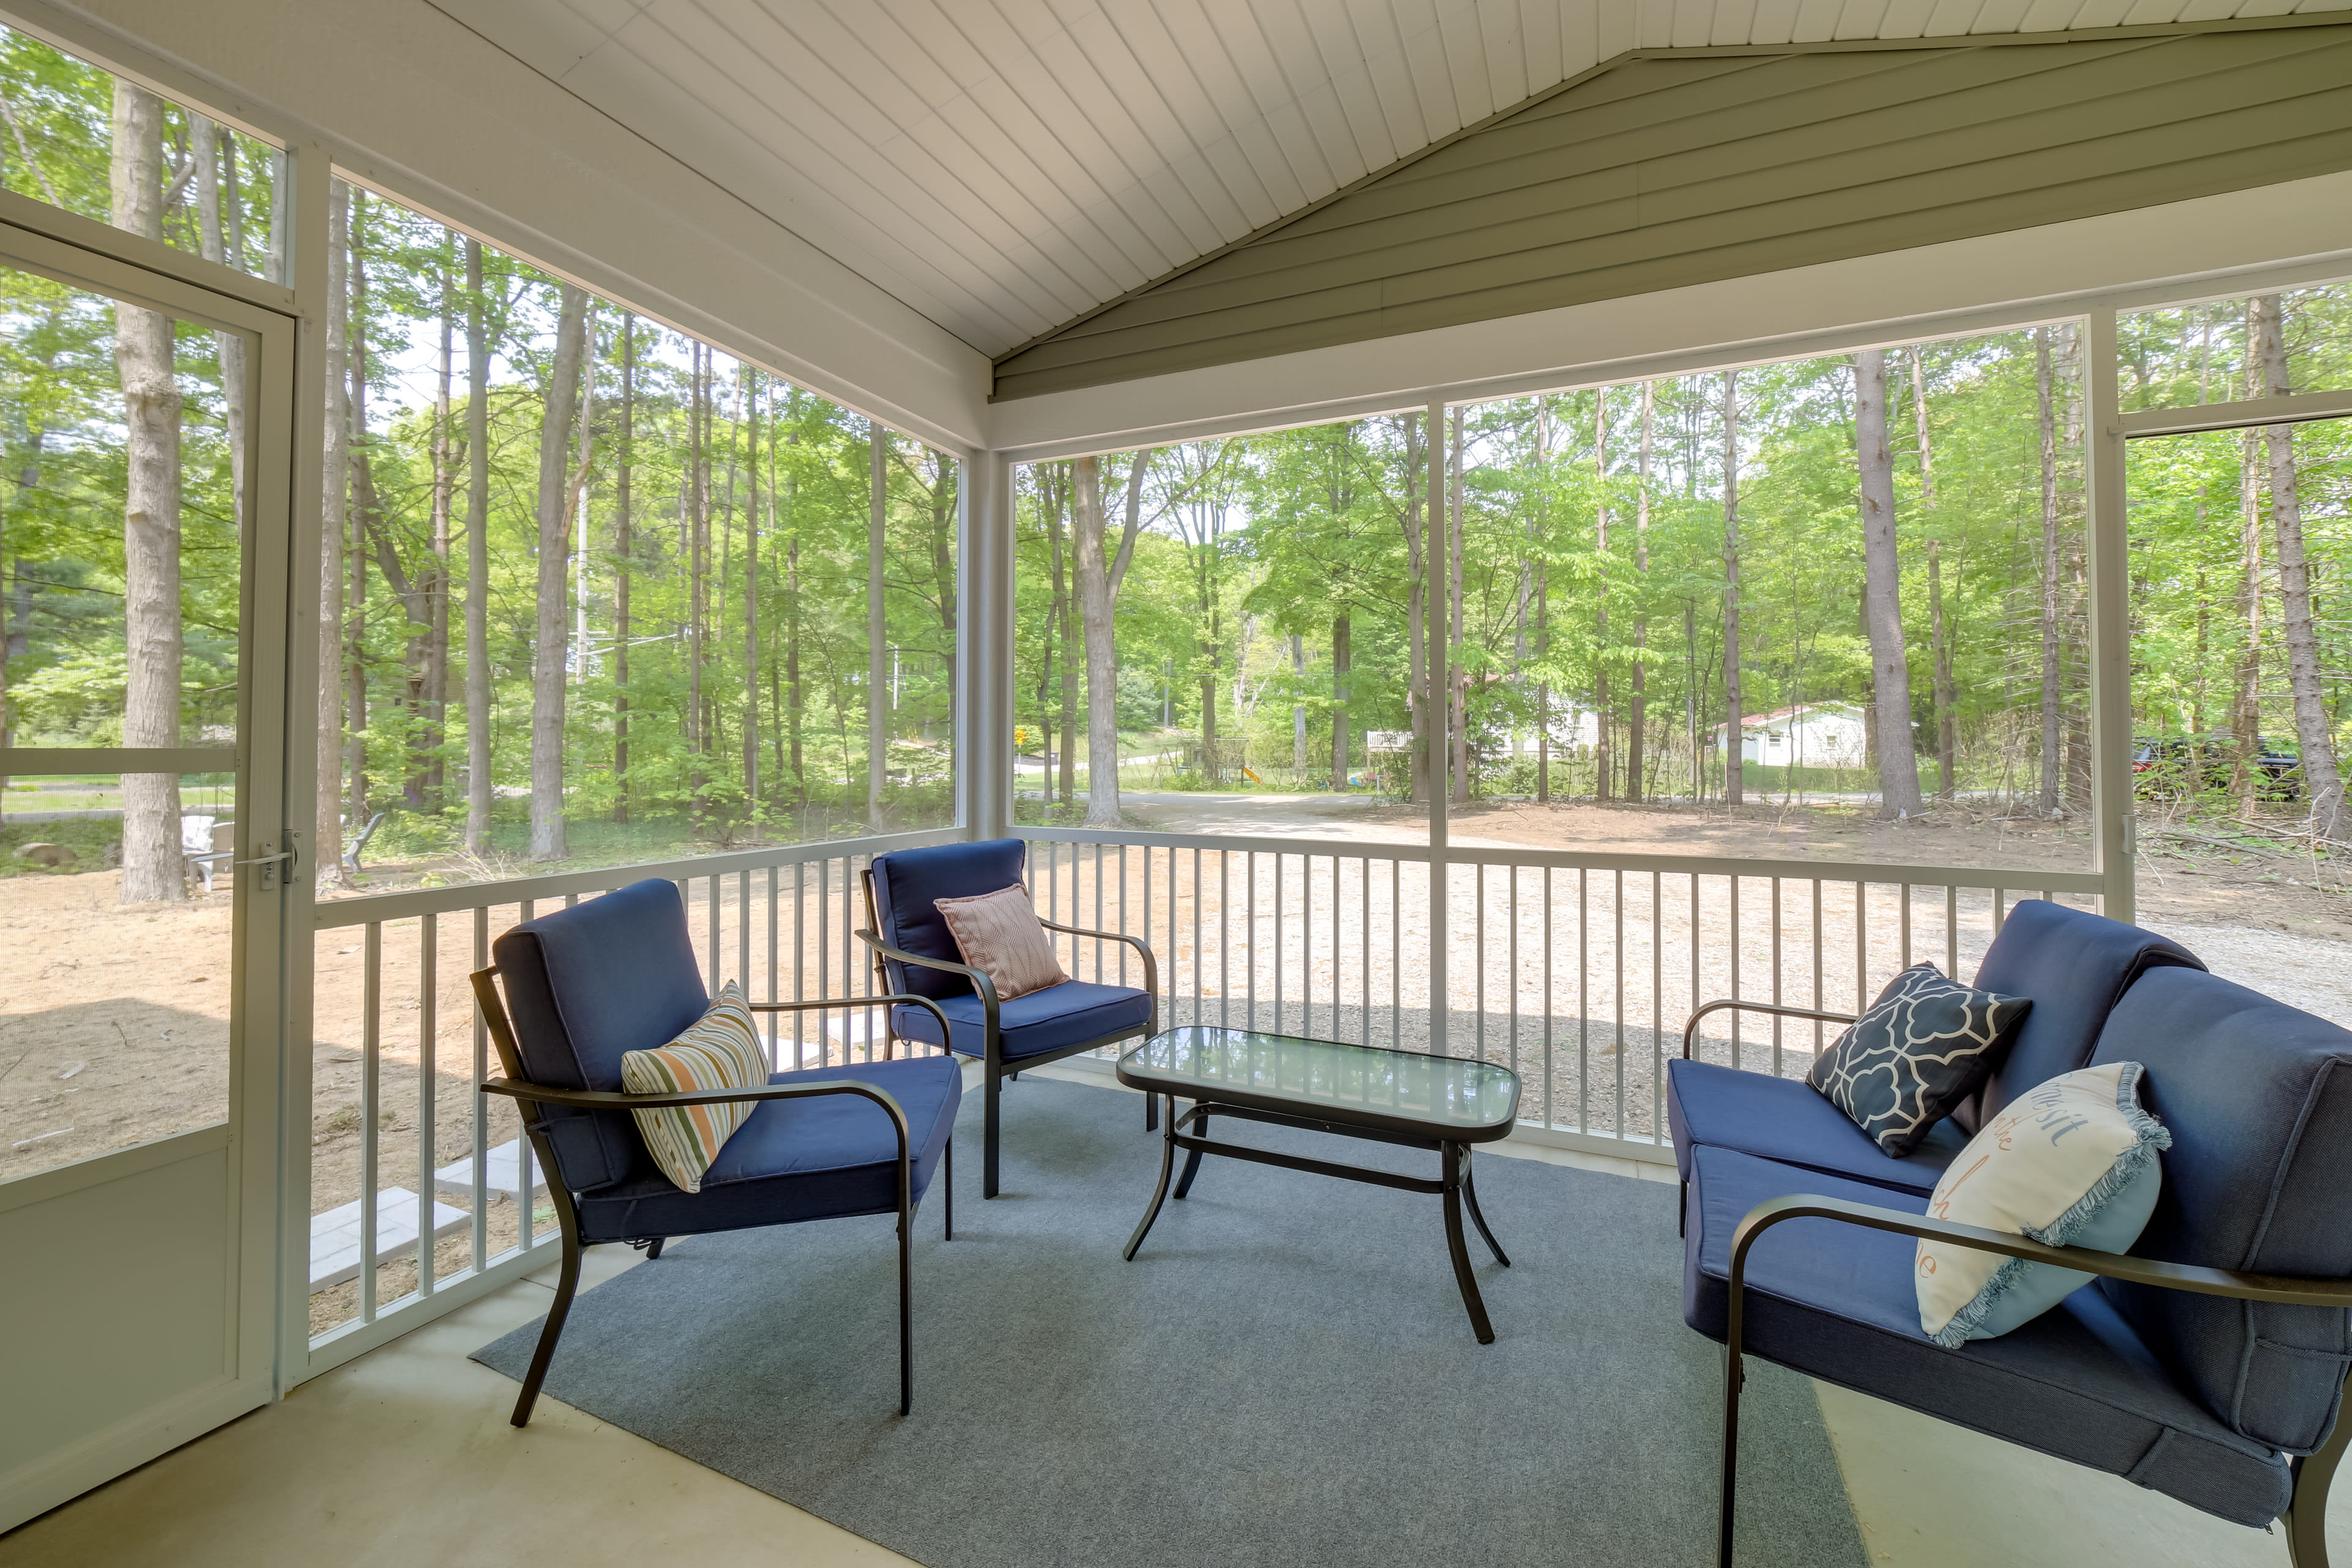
1019,824,1434,861
1016,824,2105,894
312,826,962,929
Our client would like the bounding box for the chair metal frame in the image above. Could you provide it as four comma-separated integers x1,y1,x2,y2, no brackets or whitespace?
858,865,1158,1199
472,966,955,1427
1717,1192,2352,1568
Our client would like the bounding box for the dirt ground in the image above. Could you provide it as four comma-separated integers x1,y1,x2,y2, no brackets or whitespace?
9,790,2348,1338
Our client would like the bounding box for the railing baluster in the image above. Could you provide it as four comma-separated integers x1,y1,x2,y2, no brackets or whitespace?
1770,875,1782,1079
472,904,489,1275
1220,850,1232,1030
1614,868,1626,1137
1543,865,1554,1129
1360,858,1371,1048
1811,880,1825,1058
1474,861,1485,1065
1728,873,1741,1071
1507,863,1519,1084
1947,883,1959,978
418,914,437,1298
766,866,780,1068
1275,851,1286,1035
1901,881,1913,970
1651,870,1664,1142
1855,881,1868,1016
793,859,807,1069
1577,868,1588,1132
360,921,382,1324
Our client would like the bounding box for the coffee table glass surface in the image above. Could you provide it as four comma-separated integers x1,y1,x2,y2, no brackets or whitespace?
1118,1026,1520,1141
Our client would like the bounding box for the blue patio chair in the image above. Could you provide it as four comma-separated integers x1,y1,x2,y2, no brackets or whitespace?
470,878,962,1427
1688,963,2352,1568
859,837,1156,1198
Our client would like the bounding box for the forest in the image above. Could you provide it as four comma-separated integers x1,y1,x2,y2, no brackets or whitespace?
2,26,2350,910
1011,298,2352,847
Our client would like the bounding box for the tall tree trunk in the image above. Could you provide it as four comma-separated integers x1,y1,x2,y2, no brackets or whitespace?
1042,464,1074,806
1291,633,1308,774
2059,327,2092,812
111,83,185,902
1629,381,1651,802
868,422,888,827
2234,423,2264,812
687,344,707,809
742,372,760,816
422,260,453,805
316,186,354,883
2253,295,2346,838
1399,415,1430,806
462,238,492,856
1722,371,1743,808
345,221,381,832
1856,349,1924,818
1594,388,1611,802
613,315,633,824
1914,349,1955,801
1330,611,1351,790
2037,327,2064,815
1534,399,1550,804
1073,453,1147,826
192,120,247,535
528,285,588,859
1449,405,1468,803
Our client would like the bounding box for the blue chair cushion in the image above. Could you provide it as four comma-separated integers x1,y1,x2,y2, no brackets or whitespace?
2089,966,2352,1454
1683,1144,2293,1528
892,980,1153,1063
572,1054,961,1243
1962,899,2203,1129
494,879,707,1191
1665,1057,1967,1196
868,838,1029,1001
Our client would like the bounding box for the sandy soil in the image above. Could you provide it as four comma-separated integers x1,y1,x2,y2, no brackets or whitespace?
9,790,2348,1338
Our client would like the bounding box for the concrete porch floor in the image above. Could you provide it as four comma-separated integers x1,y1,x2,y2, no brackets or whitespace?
3,1067,2340,1567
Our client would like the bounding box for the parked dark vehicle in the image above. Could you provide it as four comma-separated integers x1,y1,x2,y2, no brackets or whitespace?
2132,734,2302,800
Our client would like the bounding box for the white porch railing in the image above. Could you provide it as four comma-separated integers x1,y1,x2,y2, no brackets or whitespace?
299,820,2101,1365
1019,827,2105,1154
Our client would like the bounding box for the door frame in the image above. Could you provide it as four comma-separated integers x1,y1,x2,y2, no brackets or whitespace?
0,193,303,1530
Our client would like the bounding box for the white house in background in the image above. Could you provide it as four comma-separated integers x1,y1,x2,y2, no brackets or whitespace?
1716,703,1868,768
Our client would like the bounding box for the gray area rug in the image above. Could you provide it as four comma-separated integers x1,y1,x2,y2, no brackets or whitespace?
474,1077,1866,1568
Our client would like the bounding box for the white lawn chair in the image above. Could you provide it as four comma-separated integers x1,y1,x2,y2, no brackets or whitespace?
183,815,235,895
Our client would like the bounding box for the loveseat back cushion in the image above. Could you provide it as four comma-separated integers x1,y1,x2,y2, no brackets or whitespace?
2091,965,2352,1453
1961,900,2204,1130
492,878,708,1191
867,838,1028,1001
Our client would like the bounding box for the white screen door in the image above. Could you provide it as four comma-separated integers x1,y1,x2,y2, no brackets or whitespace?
0,207,296,1531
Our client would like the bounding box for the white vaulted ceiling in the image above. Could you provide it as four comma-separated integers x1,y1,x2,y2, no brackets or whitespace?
432,0,2352,359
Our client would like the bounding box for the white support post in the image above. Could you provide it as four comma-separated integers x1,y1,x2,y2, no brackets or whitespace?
959,450,1014,839
2085,307,2134,923
1427,398,1450,1055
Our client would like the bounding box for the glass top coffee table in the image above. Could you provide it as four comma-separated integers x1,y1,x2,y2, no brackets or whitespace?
1115,1026,1523,1342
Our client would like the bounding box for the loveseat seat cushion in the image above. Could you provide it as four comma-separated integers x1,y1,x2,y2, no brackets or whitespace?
1962,899,2203,1128
2090,966,2352,1454
1683,1144,2292,1528
894,979,1153,1063
1665,1057,1966,1194
571,1054,960,1243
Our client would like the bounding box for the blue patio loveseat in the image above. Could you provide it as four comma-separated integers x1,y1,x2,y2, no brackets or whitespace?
1670,902,2352,1567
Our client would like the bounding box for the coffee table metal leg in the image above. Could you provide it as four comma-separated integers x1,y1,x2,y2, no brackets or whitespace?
1442,1142,1498,1344
1461,1147,1510,1267
1173,1109,1208,1199
1123,1097,1180,1261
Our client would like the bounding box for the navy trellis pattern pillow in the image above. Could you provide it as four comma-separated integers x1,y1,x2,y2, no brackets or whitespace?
1806,962,2034,1156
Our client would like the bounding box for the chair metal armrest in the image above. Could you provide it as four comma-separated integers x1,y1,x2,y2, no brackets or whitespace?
1681,999,1856,1060
854,929,1000,1046
1724,1192,2352,1361
744,993,952,1039
1035,918,1159,1000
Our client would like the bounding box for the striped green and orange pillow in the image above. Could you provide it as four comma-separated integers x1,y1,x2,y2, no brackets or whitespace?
620,981,770,1193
